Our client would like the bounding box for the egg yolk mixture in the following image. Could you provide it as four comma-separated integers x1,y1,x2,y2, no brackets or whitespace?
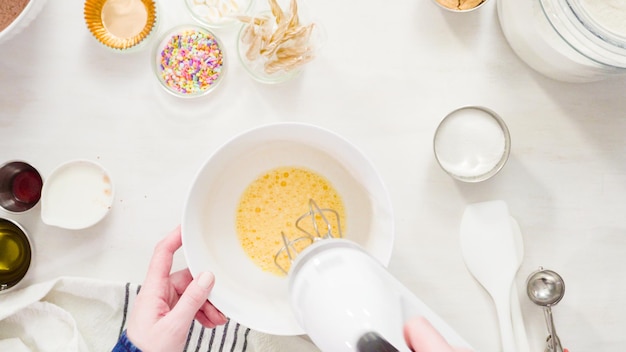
236,166,346,276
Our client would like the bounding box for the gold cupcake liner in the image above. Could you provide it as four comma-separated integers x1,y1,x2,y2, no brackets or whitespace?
84,0,157,50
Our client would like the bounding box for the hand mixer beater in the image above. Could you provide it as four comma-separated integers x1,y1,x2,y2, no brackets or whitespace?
274,198,343,275
275,199,472,352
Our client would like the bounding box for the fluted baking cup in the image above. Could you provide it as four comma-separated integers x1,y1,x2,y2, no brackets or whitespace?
84,0,157,51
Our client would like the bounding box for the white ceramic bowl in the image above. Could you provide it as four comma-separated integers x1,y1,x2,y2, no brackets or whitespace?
0,0,48,46
182,122,394,335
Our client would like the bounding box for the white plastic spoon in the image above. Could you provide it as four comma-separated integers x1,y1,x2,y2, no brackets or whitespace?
460,200,518,352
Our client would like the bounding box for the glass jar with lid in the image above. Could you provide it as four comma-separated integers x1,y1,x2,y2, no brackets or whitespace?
497,0,626,82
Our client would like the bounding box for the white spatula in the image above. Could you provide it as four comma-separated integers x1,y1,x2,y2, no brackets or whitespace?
460,200,518,352
510,217,530,352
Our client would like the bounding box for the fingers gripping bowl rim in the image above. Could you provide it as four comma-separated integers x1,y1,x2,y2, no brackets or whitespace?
181,122,394,335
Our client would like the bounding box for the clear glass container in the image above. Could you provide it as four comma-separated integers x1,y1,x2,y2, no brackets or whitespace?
0,218,33,294
152,25,227,98
0,161,43,213
185,0,255,30
497,0,626,82
433,106,511,183
236,13,303,85
236,7,326,85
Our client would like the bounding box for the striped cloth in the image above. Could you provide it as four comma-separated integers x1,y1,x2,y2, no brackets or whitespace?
117,282,252,352
0,277,319,352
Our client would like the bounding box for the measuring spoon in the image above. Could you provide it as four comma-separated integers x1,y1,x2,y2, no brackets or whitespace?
527,268,565,352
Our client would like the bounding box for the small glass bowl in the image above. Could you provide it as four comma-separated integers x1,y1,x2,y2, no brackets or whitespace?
0,161,43,213
236,11,324,84
84,0,159,52
185,0,255,30
433,106,510,182
0,218,33,294
432,0,489,12
236,21,301,84
153,25,227,98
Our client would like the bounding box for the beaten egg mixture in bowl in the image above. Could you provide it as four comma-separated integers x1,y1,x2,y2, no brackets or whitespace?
182,122,394,335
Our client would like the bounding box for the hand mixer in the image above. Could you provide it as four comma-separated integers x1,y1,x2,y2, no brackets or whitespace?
275,199,472,352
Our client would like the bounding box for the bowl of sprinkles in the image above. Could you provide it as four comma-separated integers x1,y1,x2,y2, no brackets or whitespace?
185,0,255,30
84,0,158,51
153,25,226,98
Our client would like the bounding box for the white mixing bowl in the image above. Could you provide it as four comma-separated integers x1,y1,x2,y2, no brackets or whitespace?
182,122,394,335
0,0,47,46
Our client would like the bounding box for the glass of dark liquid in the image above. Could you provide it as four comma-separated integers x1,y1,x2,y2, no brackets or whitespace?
0,161,43,213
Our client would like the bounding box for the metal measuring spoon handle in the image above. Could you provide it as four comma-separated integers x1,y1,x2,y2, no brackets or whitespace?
543,308,563,352
544,335,564,352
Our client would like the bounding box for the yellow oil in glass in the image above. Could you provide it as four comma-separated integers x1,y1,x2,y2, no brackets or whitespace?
0,219,31,291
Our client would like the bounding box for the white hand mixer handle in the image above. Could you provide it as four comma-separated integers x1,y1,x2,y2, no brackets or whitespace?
288,239,472,352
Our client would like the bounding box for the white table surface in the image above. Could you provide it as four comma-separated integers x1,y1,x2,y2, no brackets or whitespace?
2,0,626,351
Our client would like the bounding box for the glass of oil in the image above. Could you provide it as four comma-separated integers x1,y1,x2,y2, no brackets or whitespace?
0,218,32,293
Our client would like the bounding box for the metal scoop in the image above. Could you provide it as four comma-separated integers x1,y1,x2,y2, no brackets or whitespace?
526,268,565,352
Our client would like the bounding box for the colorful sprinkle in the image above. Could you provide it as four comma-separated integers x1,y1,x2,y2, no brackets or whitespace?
158,28,224,95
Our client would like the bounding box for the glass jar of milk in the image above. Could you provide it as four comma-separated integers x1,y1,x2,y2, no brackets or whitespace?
497,0,626,82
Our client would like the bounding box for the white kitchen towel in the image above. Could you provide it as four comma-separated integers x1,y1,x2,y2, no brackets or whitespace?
0,277,320,352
